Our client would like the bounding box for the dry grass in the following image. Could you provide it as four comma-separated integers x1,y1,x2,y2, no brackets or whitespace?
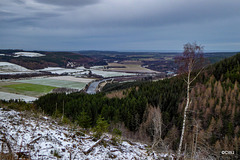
107,62,157,73
140,58,158,61
0,153,15,160
106,90,126,99
105,86,139,99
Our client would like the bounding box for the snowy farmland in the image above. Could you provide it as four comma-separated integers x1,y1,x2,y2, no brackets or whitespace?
37,66,136,77
37,67,85,74
0,62,34,74
90,69,136,77
0,91,37,102
48,76,94,83
14,52,45,57
16,76,93,90
0,76,94,101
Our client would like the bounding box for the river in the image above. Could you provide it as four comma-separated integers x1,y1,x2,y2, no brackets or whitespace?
86,78,112,94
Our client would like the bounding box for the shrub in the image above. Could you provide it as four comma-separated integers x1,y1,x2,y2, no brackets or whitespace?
93,116,109,139
77,111,92,129
111,128,122,145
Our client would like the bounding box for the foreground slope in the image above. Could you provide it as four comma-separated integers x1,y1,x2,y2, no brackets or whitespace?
0,107,173,159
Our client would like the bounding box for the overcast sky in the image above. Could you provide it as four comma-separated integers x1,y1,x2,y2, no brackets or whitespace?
0,0,240,51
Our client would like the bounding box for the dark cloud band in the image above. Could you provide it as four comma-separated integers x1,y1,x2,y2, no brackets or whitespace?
35,0,100,7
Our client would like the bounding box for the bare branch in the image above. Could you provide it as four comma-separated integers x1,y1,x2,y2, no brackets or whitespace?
190,67,205,84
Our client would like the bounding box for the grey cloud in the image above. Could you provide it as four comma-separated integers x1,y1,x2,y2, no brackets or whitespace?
0,11,16,17
34,12,61,18
0,12,61,29
34,0,100,7
104,1,240,28
12,0,25,4
1,17,43,28
1,0,240,51
45,0,240,31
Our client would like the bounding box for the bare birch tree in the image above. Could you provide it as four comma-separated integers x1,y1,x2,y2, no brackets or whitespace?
175,42,205,160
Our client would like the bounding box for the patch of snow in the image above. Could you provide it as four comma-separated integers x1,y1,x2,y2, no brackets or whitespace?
76,70,90,75
90,66,105,69
0,62,33,73
37,66,136,77
91,69,136,78
0,71,37,75
0,109,174,160
50,69,83,74
37,67,65,71
48,76,94,83
14,52,45,57
16,77,86,90
0,91,37,102
37,67,84,75
76,66,86,70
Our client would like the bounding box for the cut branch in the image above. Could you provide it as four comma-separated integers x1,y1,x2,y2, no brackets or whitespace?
83,135,106,155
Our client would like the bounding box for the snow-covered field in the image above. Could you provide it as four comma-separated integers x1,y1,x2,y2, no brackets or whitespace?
0,91,37,102
37,67,64,71
37,67,84,74
38,67,136,77
0,62,32,73
16,77,87,90
0,108,174,160
91,69,136,77
48,76,94,83
14,52,45,57
0,62,134,77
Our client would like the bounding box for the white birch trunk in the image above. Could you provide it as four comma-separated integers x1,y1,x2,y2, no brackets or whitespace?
177,70,191,160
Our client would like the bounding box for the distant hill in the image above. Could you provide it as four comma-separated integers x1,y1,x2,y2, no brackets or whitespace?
0,49,106,70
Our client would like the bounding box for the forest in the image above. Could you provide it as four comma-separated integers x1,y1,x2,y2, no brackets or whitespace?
31,52,240,159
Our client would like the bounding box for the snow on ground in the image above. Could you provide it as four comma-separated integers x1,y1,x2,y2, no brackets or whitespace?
37,67,64,71
0,62,37,75
14,52,45,57
90,66,105,69
0,62,32,72
76,66,86,70
0,108,174,160
37,67,84,74
16,77,87,90
0,71,39,75
91,69,136,78
0,91,37,102
48,76,94,83
37,66,136,77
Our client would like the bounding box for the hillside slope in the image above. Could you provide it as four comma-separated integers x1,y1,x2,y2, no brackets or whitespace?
33,53,240,159
0,107,173,159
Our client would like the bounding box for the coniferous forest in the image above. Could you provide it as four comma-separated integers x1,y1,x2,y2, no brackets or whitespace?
32,53,240,159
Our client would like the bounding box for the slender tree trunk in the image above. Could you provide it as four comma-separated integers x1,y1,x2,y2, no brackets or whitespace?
175,42,205,159
152,108,162,149
177,71,191,160
194,123,199,159
62,100,64,121
191,130,195,159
